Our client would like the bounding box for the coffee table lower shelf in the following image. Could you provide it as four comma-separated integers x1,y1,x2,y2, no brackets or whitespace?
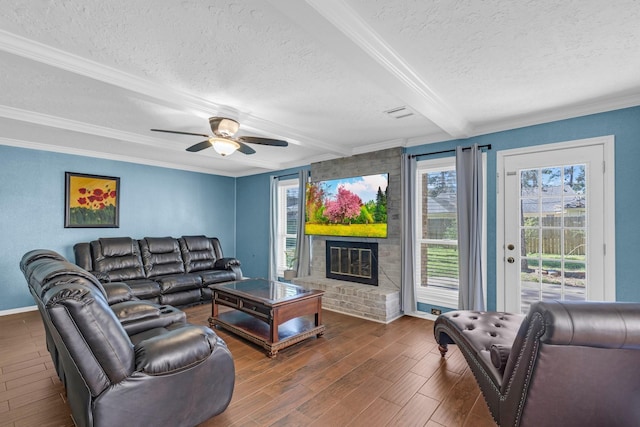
209,311,325,357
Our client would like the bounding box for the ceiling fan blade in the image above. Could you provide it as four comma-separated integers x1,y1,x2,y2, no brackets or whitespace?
186,140,213,152
236,141,256,155
151,129,210,138
238,136,288,147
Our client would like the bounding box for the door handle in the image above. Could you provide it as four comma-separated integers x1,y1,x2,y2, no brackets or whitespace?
507,257,515,264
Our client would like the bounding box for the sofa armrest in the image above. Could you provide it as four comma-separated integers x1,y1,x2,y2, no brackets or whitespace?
535,300,640,348
102,282,135,304
134,325,219,374
214,257,241,270
73,242,92,270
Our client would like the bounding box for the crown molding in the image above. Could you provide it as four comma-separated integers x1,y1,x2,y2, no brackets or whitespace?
0,105,178,150
0,107,286,175
473,91,640,137
0,136,244,176
0,29,349,156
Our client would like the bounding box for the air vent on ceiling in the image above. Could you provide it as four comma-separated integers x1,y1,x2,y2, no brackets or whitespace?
384,106,415,119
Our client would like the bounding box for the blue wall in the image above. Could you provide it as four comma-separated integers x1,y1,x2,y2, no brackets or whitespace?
3,105,639,312
0,145,236,311
406,106,640,309
235,166,309,279
236,106,640,310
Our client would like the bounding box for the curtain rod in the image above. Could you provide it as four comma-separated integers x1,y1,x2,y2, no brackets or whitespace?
409,144,492,159
273,172,300,179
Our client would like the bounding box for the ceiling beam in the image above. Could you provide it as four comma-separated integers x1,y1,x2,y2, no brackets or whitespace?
268,0,472,138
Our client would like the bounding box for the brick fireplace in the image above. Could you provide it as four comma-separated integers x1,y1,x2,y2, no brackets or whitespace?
293,147,402,323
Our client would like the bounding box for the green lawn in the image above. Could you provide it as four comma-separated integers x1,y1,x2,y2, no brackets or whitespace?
525,253,585,271
305,223,387,238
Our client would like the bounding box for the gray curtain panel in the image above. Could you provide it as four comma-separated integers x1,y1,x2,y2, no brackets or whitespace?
401,153,417,314
295,170,311,277
456,144,485,310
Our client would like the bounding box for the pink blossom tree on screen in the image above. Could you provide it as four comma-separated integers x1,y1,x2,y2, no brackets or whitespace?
324,186,362,224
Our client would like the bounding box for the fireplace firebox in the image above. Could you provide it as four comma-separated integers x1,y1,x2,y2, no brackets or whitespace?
325,240,378,286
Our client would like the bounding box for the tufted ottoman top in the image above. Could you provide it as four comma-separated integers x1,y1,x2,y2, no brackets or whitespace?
434,310,525,385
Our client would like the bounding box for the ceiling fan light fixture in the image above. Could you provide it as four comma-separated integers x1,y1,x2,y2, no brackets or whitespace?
210,137,240,156
210,117,240,137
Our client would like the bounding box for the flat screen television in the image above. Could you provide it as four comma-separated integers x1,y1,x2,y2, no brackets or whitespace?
305,173,388,238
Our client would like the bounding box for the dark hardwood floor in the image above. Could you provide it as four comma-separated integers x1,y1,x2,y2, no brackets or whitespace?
0,305,497,427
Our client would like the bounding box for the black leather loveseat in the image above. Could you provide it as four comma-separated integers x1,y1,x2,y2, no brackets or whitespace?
20,249,235,427
74,235,241,306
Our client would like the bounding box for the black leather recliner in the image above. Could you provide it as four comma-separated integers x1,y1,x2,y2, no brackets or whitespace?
21,250,235,427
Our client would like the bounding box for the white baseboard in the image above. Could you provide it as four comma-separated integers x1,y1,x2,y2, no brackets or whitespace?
0,305,38,317
405,310,438,321
322,306,403,324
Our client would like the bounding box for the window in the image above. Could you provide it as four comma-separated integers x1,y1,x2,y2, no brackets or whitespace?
276,179,299,277
414,156,486,308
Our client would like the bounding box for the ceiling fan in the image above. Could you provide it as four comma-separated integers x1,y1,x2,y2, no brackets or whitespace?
151,117,288,156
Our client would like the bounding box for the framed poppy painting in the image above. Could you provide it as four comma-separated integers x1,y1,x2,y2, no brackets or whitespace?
65,172,120,228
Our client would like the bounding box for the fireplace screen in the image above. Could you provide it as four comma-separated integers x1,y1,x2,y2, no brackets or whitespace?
326,241,378,285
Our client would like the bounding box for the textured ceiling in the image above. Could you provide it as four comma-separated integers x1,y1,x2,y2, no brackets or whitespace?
1,0,639,176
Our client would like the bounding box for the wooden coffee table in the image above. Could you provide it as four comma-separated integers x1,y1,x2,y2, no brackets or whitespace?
208,278,325,357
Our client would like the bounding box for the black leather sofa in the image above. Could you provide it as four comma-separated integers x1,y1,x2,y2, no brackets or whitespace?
74,235,242,306
20,249,235,427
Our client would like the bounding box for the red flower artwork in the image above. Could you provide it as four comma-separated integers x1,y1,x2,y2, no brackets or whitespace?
66,173,120,228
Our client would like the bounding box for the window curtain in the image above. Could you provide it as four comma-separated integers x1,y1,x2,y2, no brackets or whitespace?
268,176,279,281
294,170,311,277
401,153,417,314
456,144,485,310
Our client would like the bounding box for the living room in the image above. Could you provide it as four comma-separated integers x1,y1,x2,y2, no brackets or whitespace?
2,1,640,426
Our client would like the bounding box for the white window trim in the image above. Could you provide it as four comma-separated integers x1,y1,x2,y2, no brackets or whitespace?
276,178,298,277
414,155,487,309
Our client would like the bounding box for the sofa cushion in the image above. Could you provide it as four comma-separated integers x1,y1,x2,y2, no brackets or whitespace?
199,270,238,286
159,289,202,306
156,273,203,294
140,237,186,278
180,236,218,273
125,279,162,299
91,238,146,281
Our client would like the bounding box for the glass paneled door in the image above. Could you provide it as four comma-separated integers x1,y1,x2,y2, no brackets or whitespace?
500,139,614,314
